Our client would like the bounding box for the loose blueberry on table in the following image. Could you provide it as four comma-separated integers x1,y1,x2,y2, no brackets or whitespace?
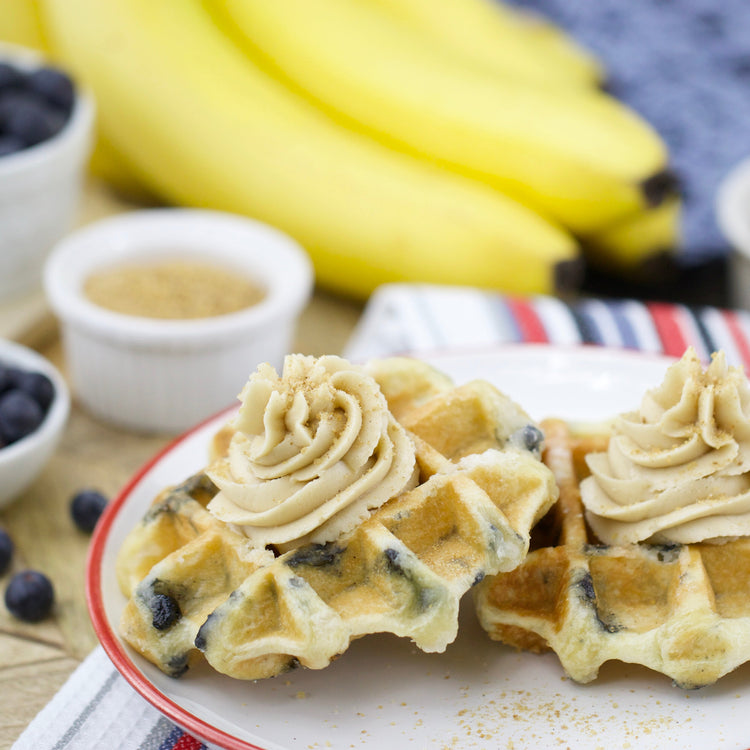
70,489,109,533
0,61,75,157
4,569,55,622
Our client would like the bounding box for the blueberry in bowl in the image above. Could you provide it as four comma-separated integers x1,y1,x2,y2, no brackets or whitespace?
0,43,94,302
0,338,70,509
0,61,76,155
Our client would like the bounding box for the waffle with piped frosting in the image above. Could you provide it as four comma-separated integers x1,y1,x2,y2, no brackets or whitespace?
116,357,558,680
475,417,750,689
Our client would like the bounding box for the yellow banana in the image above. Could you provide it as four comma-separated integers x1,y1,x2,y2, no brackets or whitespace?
86,134,157,203
214,0,674,236
39,0,580,299
366,0,603,88
582,196,682,274
0,0,45,49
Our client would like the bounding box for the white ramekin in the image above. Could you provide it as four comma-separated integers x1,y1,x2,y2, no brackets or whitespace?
43,209,314,434
0,338,70,508
0,43,95,302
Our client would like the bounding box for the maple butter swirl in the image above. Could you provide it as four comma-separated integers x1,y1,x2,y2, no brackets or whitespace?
207,354,418,548
581,348,750,545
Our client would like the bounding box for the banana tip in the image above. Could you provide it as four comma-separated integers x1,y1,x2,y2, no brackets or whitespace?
554,256,585,294
642,170,681,208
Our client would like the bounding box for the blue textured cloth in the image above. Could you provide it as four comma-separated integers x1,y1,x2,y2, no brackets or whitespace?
507,0,750,266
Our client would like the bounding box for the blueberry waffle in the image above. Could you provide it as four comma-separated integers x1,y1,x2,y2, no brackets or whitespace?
117,473,274,677
475,418,750,689
116,357,557,680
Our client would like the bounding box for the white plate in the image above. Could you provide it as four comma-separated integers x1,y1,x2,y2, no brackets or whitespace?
88,344,750,750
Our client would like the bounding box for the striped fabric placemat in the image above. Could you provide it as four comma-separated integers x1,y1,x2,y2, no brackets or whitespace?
345,284,750,368
13,647,206,750
13,285,750,750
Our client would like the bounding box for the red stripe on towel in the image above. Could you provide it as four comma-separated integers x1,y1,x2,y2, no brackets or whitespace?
173,734,204,750
723,310,750,370
506,297,549,343
647,302,689,357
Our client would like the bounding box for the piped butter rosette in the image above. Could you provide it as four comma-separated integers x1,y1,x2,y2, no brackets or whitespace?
581,347,750,545
206,354,418,549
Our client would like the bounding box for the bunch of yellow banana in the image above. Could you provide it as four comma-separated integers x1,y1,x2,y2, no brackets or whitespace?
3,0,680,297
213,0,680,245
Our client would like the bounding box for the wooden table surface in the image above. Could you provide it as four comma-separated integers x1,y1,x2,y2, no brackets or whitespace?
0,181,364,749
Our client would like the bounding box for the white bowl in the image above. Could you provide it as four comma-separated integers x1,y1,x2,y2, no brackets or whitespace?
0,43,95,302
716,154,750,310
0,338,70,509
43,208,314,434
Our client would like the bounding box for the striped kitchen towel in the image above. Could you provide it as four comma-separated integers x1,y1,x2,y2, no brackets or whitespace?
12,648,207,750
345,284,750,368
13,286,750,750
